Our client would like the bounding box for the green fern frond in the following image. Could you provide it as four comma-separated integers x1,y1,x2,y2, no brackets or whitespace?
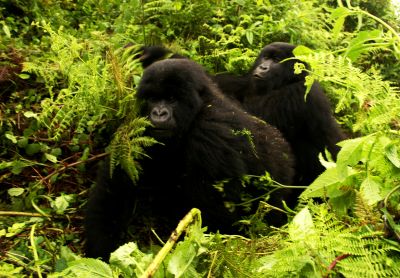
295,51,400,134
251,204,400,278
108,115,158,183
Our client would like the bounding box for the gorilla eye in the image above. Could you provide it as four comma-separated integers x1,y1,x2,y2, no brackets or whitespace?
165,95,176,102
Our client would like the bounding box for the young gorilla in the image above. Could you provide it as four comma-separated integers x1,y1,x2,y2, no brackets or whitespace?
85,59,295,260
214,42,346,185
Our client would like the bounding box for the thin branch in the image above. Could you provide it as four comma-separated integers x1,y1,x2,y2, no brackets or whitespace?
0,211,84,220
39,152,108,184
0,211,44,217
325,254,350,277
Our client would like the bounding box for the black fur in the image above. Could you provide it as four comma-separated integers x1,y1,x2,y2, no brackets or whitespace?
214,42,346,185
137,45,185,68
85,59,295,260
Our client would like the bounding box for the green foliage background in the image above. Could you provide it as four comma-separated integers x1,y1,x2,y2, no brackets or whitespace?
1,0,400,277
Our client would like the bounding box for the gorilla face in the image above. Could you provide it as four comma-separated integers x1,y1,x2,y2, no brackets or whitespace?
137,59,206,140
251,42,301,89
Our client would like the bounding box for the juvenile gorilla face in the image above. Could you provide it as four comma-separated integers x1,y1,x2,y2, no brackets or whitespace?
251,42,299,89
137,59,206,139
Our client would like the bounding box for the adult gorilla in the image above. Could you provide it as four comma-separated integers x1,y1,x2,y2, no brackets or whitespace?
85,59,295,260
215,42,346,185
138,43,346,184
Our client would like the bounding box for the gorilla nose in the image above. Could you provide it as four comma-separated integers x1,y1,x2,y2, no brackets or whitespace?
151,107,170,123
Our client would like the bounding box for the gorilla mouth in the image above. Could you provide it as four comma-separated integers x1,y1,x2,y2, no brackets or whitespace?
252,73,265,80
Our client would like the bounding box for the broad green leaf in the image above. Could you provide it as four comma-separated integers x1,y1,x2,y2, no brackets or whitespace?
300,167,342,199
49,258,114,278
11,160,31,175
168,240,198,277
2,23,11,38
5,133,17,144
336,136,366,177
51,147,63,157
0,262,23,278
245,30,254,45
45,153,58,163
6,222,26,237
18,73,30,79
109,242,153,277
385,143,400,168
25,143,42,155
329,190,356,216
0,161,12,170
360,176,384,206
24,111,39,120
51,194,75,214
330,7,351,39
7,188,25,197
288,207,316,242
17,137,29,148
293,45,313,56
330,6,351,20
55,246,82,273
345,30,382,61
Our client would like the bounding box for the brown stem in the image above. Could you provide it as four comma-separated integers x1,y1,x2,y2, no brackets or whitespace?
39,152,108,184
325,254,350,277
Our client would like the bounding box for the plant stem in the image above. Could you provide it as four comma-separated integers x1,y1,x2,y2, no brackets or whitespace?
141,208,201,278
30,224,43,278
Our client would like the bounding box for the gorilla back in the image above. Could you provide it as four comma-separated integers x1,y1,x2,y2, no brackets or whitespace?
215,42,345,185
85,58,295,260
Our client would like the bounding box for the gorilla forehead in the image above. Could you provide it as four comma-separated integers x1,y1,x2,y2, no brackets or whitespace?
261,42,296,57
142,59,207,85
137,59,209,100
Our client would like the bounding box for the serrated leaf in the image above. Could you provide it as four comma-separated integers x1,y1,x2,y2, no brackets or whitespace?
7,188,25,197
360,176,383,206
51,194,75,214
49,258,114,278
110,242,153,277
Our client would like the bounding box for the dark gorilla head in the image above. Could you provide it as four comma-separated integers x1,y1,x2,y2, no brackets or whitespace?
137,59,210,140
137,45,186,68
250,42,305,90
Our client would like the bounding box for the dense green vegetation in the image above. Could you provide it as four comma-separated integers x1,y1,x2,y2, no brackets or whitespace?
1,0,400,277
